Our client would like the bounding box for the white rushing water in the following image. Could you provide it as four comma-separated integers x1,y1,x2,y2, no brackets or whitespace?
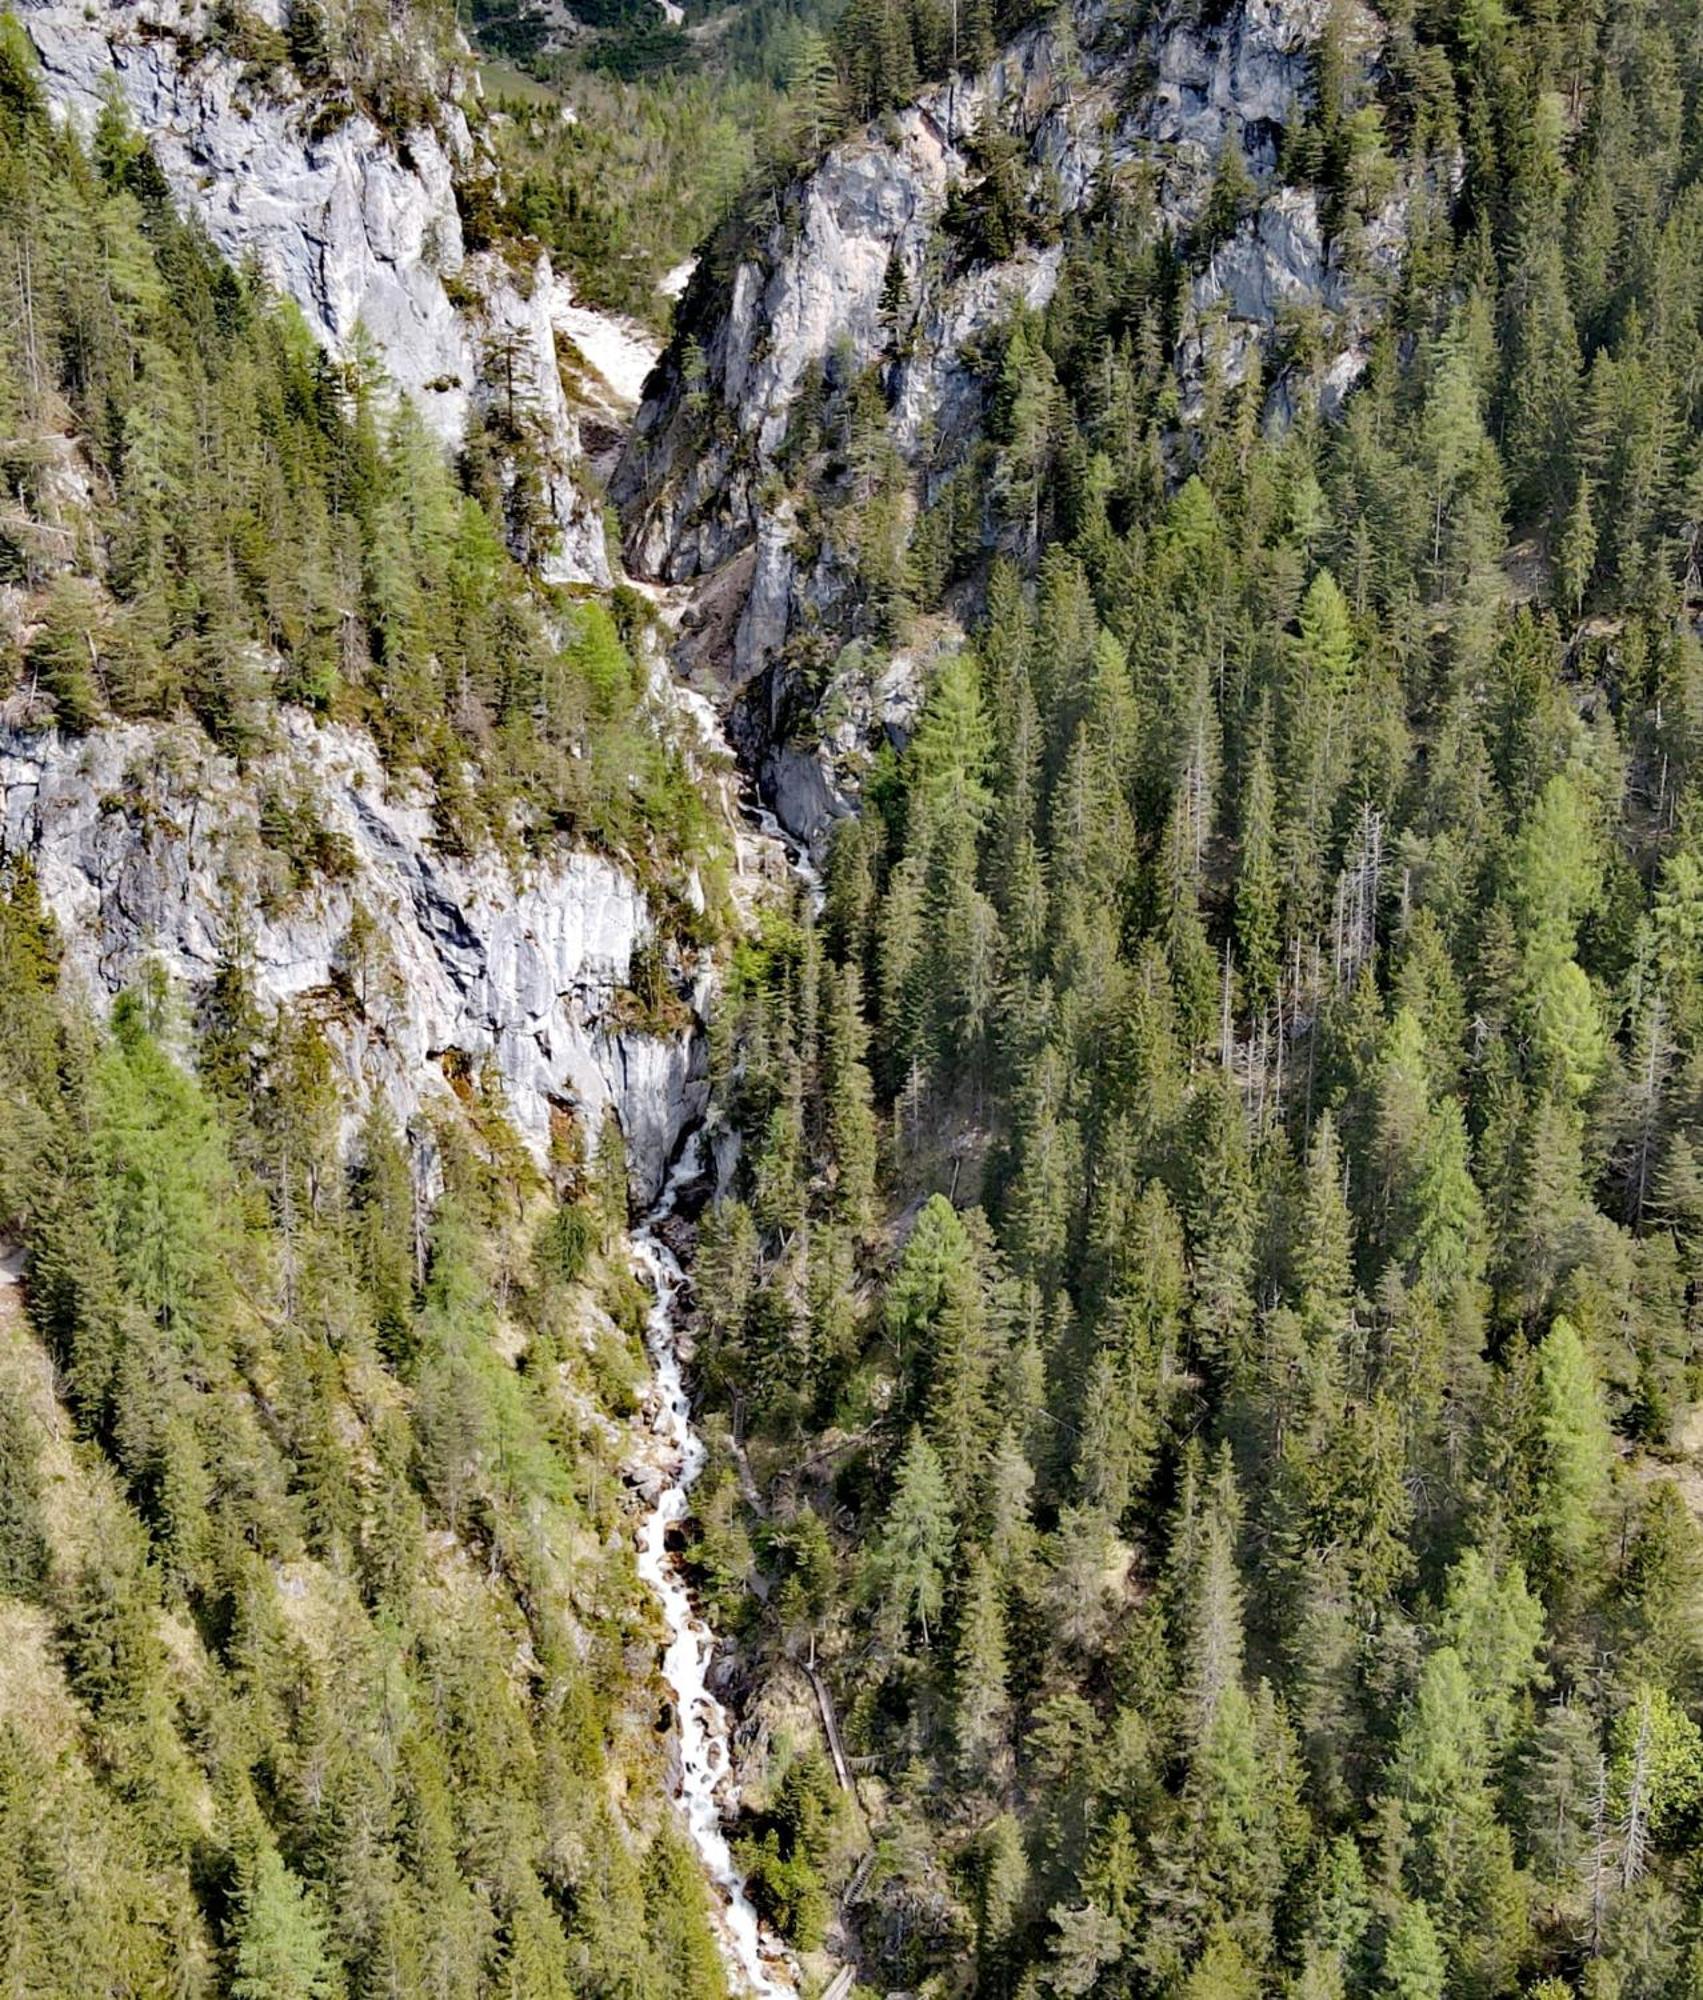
623,541,828,1998
631,1154,796,1998
742,793,826,915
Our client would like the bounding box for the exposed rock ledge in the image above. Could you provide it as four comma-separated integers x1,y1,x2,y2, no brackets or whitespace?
16,0,611,586
0,715,704,1202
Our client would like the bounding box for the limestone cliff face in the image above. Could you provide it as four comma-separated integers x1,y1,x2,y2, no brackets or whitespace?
613,0,1396,846
0,713,705,1200
0,6,729,1193
617,0,1388,588
17,0,612,585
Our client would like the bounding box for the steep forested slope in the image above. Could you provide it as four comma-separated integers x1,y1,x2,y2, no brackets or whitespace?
608,0,1703,1993
0,15,748,1995
6,0,1703,1990
0,867,737,1996
0,10,716,864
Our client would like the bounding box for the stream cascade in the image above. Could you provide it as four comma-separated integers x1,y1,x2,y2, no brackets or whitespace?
628,772,824,1996
631,1144,793,1999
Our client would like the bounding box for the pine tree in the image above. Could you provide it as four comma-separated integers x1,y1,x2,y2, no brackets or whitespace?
1520,1698,1602,1890
1556,476,1598,617
1379,1901,1446,2000
592,1107,629,1248
0,1396,47,1598
995,324,1058,546
643,1825,731,1998
1201,136,1256,249
1072,1340,1155,1529
1618,1483,1703,1695
1370,1007,1432,1251
1140,1678,1304,1985
1295,1112,1356,1348
1296,568,1358,705
1389,1646,1518,1972
785,28,843,153
1282,1545,1361,1819
1235,724,1283,1014
1503,225,1583,515
1610,1686,1703,1889
1436,1547,1546,1748
1420,332,1498,583
1509,768,1600,952
1528,955,1608,1102
1396,1098,1480,1291
1531,1313,1613,1591
1000,1044,1083,1297
1176,1444,1246,1741
822,960,879,1231
926,1250,996,1521
1292,1833,1372,1993
230,1849,339,2000
885,1194,973,1375
1506,1093,1591,1322
1185,1082,1256,1372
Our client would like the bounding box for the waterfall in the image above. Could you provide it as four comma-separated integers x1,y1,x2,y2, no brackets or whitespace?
631,1140,795,1997
627,784,822,1996
617,507,838,1994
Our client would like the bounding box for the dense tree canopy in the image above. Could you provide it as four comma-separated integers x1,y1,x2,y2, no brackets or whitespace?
683,0,1703,1992
4,0,1703,1992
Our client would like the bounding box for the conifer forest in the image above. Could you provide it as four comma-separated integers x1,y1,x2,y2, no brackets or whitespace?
2,0,1703,1995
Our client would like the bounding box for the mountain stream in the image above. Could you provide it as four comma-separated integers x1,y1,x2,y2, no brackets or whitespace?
631,1148,795,1997
627,750,824,1995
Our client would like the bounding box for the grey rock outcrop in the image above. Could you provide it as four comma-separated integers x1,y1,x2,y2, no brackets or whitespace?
733,637,935,858
616,0,1385,605
17,0,611,584
1142,0,1343,183
479,251,616,586
613,0,1396,848
0,713,702,1200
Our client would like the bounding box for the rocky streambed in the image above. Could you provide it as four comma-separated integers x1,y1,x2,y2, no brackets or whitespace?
631,1138,796,1997
622,697,826,1996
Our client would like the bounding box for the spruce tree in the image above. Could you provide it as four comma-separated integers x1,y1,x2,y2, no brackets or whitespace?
866,1427,954,1649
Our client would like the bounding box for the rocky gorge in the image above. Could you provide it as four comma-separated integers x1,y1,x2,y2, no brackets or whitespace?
2,0,1414,1169
1,6,811,1979
619,0,1389,594
0,0,1452,1988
